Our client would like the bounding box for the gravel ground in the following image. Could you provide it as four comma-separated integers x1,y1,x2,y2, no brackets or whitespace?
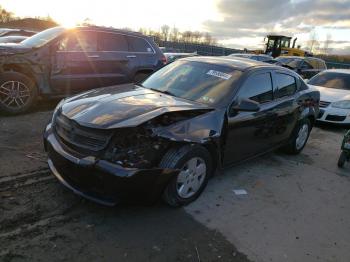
1,101,349,262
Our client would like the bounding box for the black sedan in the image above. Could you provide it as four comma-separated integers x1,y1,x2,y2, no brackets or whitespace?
44,57,320,206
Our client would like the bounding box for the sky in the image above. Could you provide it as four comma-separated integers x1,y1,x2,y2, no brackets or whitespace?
2,0,350,54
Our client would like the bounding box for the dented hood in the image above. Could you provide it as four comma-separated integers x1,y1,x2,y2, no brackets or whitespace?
60,84,212,129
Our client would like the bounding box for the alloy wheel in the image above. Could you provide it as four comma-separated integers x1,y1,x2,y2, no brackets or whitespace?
0,80,30,109
296,123,309,150
176,157,207,198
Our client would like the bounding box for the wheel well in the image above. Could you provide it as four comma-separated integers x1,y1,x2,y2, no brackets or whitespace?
202,143,219,172
3,64,37,87
307,115,315,126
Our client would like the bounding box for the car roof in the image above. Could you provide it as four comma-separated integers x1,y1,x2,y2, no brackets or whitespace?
322,69,350,74
277,56,325,62
183,56,275,71
71,26,145,38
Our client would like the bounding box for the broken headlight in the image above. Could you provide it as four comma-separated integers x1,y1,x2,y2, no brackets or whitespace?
104,128,166,168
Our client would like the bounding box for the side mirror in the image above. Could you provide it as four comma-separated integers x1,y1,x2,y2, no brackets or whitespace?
231,98,260,113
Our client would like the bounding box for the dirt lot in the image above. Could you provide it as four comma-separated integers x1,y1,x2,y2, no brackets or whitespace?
1,103,349,262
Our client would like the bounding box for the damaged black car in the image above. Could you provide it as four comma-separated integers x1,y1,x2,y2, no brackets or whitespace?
44,57,320,206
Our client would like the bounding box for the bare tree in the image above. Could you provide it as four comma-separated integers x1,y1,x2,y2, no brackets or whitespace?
161,24,170,41
323,33,332,54
170,26,179,42
0,5,15,23
307,29,320,53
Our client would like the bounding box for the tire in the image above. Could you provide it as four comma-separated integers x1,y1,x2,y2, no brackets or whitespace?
283,118,311,154
338,151,347,168
134,72,150,84
160,145,213,207
0,72,38,115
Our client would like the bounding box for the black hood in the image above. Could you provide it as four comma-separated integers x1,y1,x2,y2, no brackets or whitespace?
60,84,211,129
0,43,32,55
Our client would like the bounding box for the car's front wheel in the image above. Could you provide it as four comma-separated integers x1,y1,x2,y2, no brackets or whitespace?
160,145,213,207
283,118,312,154
0,72,38,115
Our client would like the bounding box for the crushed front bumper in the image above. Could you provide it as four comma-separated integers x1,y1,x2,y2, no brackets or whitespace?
43,124,177,206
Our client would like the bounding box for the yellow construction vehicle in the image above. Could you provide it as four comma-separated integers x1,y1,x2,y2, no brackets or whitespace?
259,35,312,58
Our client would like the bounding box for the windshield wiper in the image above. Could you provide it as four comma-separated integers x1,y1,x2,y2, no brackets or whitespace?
148,87,176,97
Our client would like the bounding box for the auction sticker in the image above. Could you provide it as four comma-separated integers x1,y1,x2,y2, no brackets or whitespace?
206,70,232,80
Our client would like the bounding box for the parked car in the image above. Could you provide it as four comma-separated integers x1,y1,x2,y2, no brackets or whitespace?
275,56,327,79
0,35,28,43
228,53,274,63
44,57,320,207
308,69,350,124
0,26,166,115
164,52,197,64
0,28,36,37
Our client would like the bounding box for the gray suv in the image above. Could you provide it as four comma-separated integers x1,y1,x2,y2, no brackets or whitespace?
0,26,166,114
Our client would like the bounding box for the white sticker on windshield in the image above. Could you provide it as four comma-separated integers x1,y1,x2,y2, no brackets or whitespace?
206,70,232,80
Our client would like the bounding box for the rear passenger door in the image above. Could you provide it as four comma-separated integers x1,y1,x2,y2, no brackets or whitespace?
126,35,157,75
96,31,138,86
271,71,300,143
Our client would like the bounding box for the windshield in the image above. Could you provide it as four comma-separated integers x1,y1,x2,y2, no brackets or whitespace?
21,27,65,48
308,72,350,90
142,60,242,106
276,57,303,68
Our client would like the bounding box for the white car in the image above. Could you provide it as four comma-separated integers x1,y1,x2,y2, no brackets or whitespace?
308,69,350,124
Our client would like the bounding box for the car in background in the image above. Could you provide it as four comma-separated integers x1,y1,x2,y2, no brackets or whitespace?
0,28,36,37
0,26,166,115
228,53,274,63
275,56,327,79
308,69,350,124
0,35,28,43
44,56,319,207
164,52,197,64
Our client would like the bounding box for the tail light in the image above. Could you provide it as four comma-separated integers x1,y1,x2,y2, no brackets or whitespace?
161,55,167,65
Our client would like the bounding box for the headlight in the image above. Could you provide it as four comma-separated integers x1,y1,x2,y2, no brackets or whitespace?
52,99,65,121
331,100,350,109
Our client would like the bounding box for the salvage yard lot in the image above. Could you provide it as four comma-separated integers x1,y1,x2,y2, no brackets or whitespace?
1,104,350,262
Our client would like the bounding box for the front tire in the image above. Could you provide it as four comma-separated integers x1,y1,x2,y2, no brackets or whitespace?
160,145,213,207
0,72,38,115
283,118,311,154
338,151,347,168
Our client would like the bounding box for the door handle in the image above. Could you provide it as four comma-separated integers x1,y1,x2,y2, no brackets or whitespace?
126,55,136,58
87,55,99,58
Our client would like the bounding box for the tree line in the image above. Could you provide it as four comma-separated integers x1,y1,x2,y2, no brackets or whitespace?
138,25,218,45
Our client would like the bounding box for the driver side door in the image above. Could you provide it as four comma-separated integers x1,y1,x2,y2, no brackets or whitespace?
223,71,278,165
50,31,101,95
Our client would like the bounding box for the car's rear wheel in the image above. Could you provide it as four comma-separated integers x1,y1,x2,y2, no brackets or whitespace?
0,72,38,115
283,118,311,154
160,145,213,207
338,151,347,168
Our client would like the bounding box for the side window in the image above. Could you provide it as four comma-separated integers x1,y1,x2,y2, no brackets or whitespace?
300,61,313,70
98,32,128,51
275,73,297,98
58,32,97,52
128,36,153,53
238,73,273,103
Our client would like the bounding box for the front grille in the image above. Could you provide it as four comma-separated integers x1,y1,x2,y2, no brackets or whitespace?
319,101,331,108
325,114,347,122
54,112,112,153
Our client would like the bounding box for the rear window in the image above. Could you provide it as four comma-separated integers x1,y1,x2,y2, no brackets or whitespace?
128,36,153,53
275,73,297,98
308,72,350,90
98,32,128,51
276,57,302,68
142,60,242,105
238,73,273,103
